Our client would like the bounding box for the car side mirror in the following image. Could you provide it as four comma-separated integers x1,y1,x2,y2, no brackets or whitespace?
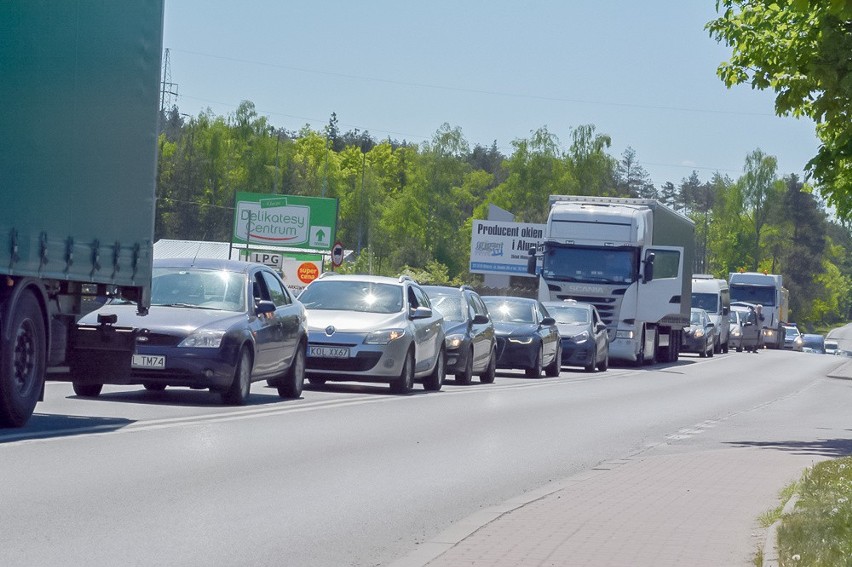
256,300,276,315
472,314,489,325
541,316,556,326
410,306,433,319
707,322,715,328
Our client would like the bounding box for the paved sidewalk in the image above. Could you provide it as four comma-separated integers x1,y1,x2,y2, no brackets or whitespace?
391,447,825,567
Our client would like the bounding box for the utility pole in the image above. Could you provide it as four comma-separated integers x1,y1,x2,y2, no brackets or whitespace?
159,48,179,130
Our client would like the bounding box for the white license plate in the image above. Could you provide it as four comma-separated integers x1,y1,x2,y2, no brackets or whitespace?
308,346,350,358
132,354,166,369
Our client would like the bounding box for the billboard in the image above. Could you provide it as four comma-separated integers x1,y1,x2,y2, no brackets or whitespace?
469,220,545,277
233,192,338,251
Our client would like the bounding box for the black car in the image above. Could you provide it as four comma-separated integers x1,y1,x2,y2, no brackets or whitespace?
542,300,609,372
481,296,561,378
422,285,497,384
71,258,308,404
682,308,715,357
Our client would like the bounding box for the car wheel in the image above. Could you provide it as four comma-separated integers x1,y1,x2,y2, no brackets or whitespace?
277,341,306,399
455,348,473,385
423,347,445,392
72,382,103,397
0,290,46,427
597,347,609,372
222,347,251,405
708,339,715,357
390,349,414,394
546,346,562,377
479,348,497,384
308,378,326,386
525,346,543,378
143,383,166,392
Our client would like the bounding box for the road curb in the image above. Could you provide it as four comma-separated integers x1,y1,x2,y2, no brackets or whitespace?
827,359,852,380
761,493,799,567
387,459,633,567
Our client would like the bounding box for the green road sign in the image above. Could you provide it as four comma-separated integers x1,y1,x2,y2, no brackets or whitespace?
233,192,338,251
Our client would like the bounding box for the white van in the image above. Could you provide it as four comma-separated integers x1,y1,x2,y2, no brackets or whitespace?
691,275,731,353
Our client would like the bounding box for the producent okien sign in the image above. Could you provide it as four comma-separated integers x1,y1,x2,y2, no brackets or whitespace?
233,192,338,251
469,220,545,277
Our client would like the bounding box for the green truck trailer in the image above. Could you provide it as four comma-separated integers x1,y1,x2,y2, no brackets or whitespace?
0,1,164,426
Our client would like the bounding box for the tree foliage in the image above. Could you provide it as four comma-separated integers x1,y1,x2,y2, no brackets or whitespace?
154,105,852,329
707,0,852,221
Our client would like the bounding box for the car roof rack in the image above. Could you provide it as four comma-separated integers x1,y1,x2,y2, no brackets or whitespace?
398,274,415,283
459,284,475,292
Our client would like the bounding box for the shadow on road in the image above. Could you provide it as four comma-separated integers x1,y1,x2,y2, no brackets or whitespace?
726,438,852,458
0,413,135,444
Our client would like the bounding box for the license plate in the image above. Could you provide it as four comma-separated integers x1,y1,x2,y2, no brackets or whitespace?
132,354,166,369
308,346,350,358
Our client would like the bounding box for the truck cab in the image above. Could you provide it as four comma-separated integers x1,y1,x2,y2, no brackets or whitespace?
532,196,694,365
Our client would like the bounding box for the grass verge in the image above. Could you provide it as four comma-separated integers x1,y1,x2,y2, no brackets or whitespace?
775,456,852,566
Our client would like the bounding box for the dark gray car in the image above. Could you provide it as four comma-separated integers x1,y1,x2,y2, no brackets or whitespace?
542,300,609,372
422,285,497,384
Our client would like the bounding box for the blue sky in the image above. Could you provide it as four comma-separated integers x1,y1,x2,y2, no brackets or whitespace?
162,1,820,190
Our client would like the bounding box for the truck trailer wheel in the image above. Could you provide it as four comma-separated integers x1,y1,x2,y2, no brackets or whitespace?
0,291,46,428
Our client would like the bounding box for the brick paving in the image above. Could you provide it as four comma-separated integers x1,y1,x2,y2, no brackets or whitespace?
391,447,825,567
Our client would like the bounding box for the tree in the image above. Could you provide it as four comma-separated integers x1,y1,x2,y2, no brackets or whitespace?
740,149,781,268
616,147,652,198
707,1,852,221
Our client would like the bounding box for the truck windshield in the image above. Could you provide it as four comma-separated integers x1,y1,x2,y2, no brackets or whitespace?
541,246,637,284
730,284,776,306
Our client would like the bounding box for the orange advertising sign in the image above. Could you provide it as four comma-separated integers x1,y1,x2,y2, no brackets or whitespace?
297,262,319,284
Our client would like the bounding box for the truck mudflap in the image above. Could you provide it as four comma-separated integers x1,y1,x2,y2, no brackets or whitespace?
68,315,136,384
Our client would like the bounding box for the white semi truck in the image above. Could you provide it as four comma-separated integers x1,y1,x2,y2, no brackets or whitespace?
728,271,789,349
528,196,695,365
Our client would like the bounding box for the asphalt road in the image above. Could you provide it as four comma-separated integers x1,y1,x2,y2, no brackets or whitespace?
1,348,849,567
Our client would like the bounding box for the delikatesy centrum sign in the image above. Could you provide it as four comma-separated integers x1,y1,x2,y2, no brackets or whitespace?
233,192,338,251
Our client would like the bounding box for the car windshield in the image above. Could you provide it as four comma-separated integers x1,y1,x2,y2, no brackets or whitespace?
546,305,590,324
428,293,465,322
690,310,704,325
784,327,800,338
150,267,246,312
484,300,535,323
729,311,744,326
298,280,403,314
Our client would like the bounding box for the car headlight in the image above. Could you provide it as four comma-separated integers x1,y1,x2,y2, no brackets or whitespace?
795,336,803,344
764,330,775,337
365,328,406,345
445,334,465,349
570,331,590,343
615,330,634,339
178,329,226,348
694,329,704,338
731,328,741,337
508,336,534,344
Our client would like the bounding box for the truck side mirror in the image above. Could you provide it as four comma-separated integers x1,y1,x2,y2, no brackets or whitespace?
642,252,655,283
526,248,537,275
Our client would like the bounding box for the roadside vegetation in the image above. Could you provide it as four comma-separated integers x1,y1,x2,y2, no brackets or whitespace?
774,457,852,566
151,3,852,331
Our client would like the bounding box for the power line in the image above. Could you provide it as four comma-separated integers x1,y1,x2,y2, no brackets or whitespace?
171,48,777,118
